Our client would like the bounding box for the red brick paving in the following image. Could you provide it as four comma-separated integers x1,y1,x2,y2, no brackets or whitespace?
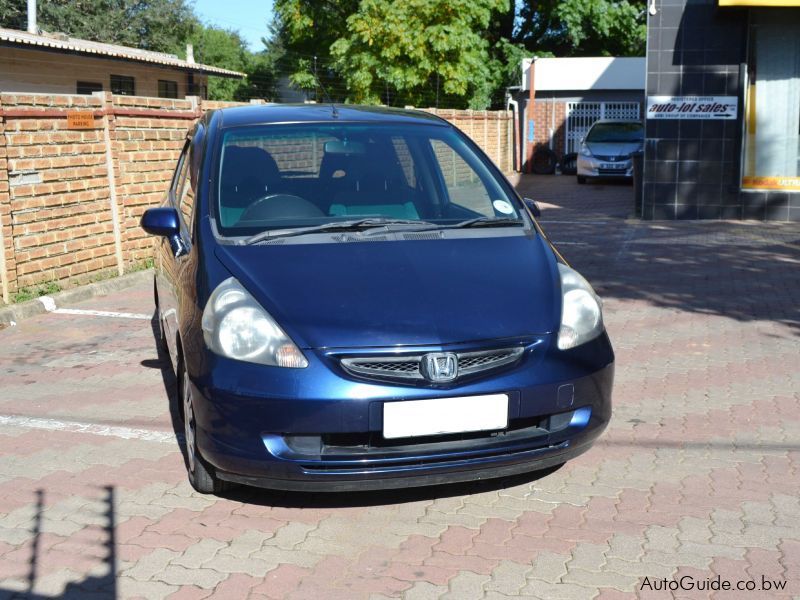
0,174,798,598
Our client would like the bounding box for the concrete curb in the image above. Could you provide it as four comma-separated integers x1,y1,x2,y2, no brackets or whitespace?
0,269,154,327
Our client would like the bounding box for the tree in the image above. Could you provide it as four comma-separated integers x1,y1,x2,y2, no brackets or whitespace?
516,0,646,58
274,0,514,109
330,0,508,108
0,0,197,54
273,0,358,100
191,26,250,101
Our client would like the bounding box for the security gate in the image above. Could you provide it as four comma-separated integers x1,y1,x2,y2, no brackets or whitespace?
565,102,641,154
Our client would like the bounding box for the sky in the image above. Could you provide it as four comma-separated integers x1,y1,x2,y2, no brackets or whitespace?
192,0,275,52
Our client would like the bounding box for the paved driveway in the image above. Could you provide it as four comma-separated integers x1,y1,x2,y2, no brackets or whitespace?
1,174,799,599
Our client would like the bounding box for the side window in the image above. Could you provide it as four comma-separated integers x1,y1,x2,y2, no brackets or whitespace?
391,137,417,187
429,139,494,217
171,143,190,207
170,140,194,233
177,154,195,228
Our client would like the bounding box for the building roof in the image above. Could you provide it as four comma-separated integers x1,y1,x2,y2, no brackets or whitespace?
216,104,449,129
521,57,645,92
0,27,245,78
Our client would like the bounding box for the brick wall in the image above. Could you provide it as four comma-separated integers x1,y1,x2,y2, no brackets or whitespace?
424,109,513,172
0,93,514,303
110,94,199,264
528,99,568,157
0,94,115,292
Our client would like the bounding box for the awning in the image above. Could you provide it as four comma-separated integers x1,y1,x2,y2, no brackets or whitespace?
719,0,800,6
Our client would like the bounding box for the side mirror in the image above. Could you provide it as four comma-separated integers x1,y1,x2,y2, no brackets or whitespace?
141,207,180,237
523,197,541,217
141,207,186,257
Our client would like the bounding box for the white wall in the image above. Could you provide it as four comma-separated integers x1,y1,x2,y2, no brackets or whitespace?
522,57,646,92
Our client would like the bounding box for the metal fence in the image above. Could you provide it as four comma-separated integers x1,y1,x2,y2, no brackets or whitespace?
565,102,641,154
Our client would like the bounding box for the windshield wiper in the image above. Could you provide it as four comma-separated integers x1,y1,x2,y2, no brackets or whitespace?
361,216,525,237
243,218,434,245
445,216,524,229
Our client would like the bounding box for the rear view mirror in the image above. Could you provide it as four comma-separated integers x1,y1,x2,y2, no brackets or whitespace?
523,197,541,217
141,207,180,237
324,140,365,155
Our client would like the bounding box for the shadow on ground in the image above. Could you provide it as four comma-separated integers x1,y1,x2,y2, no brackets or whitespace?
0,488,116,599
514,175,800,335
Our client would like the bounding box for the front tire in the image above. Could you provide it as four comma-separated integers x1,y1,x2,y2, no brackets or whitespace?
180,360,230,495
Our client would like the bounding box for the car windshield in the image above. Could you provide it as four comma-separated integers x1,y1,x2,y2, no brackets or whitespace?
585,122,643,143
213,122,523,237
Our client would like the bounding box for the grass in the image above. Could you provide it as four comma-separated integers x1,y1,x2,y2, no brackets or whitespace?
5,258,155,305
127,257,155,272
11,281,62,304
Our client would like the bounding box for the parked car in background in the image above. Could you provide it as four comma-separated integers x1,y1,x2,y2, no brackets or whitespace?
140,104,614,495
576,120,644,184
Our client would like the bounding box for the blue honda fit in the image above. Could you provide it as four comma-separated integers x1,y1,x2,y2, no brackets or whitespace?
140,104,614,494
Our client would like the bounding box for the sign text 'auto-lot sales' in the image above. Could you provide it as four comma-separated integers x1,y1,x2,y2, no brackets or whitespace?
646,96,738,120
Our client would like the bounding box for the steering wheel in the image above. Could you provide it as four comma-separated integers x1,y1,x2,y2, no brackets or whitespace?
239,194,323,222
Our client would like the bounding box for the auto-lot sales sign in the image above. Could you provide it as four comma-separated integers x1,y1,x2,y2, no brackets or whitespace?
646,96,738,120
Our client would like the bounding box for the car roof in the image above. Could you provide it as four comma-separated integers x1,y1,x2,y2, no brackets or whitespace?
215,103,449,129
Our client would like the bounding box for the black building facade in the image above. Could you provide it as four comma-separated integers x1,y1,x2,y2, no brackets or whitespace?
644,0,800,221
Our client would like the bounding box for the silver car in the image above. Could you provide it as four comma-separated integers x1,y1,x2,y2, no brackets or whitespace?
576,120,643,184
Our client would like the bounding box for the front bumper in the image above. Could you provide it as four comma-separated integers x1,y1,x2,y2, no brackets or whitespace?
577,155,633,178
188,334,614,491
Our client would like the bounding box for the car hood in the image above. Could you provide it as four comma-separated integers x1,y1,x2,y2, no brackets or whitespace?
214,234,559,349
586,141,642,157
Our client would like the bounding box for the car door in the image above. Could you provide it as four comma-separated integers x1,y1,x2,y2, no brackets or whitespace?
156,133,195,364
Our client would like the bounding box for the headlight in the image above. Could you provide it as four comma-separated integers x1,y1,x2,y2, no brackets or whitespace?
579,144,592,158
201,277,308,368
557,263,603,350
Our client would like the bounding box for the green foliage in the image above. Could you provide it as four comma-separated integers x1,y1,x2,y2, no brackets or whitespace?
191,26,250,101
273,1,358,101
12,281,61,304
517,0,646,57
273,0,644,109
330,0,506,107
275,0,516,108
0,0,197,54
125,257,155,273
238,51,280,102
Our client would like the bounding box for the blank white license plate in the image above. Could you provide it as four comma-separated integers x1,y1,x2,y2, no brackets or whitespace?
383,394,508,439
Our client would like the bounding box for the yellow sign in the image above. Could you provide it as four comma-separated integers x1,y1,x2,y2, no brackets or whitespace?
742,176,800,190
720,0,800,5
66,111,96,129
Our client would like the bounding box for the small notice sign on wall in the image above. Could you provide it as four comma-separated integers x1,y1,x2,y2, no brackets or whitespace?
646,96,738,120
66,111,96,129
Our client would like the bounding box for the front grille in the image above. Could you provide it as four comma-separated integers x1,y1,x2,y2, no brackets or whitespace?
598,168,629,175
593,154,630,162
458,348,521,374
339,347,524,383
